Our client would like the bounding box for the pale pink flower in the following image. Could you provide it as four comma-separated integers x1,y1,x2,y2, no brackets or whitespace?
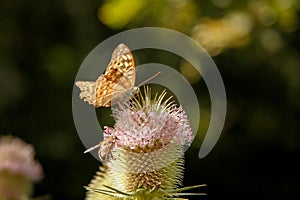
0,135,43,199
107,90,194,151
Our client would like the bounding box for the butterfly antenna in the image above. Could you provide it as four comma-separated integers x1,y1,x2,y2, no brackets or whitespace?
137,71,161,87
84,143,100,154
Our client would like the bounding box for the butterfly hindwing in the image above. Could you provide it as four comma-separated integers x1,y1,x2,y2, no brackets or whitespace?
75,81,96,105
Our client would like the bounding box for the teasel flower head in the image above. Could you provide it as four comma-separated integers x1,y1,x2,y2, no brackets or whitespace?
110,88,194,152
0,135,43,200
86,87,205,200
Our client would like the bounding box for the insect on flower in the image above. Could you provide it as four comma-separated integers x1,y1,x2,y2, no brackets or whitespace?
75,43,160,107
84,134,118,162
98,135,117,161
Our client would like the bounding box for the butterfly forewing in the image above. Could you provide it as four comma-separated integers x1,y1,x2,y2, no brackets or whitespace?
76,43,136,108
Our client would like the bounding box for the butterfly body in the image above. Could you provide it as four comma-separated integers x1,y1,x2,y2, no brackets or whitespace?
76,43,136,107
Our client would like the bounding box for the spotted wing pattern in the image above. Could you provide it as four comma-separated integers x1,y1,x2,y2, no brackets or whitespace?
75,43,135,107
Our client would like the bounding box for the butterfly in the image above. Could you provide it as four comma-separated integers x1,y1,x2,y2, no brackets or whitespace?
75,43,138,108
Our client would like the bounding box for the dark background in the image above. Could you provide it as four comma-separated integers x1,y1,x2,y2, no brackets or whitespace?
1,0,299,199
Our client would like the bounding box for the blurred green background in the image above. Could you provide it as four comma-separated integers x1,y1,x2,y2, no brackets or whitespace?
1,0,300,199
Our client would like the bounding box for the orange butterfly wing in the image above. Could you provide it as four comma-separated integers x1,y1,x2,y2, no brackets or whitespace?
75,43,135,108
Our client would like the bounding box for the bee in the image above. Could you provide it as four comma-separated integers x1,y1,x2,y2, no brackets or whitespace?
98,136,117,161
84,136,117,162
